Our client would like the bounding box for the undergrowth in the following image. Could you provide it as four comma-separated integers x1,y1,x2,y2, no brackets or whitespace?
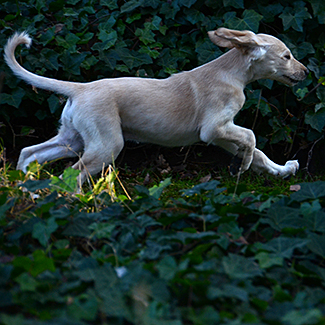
2,153,325,324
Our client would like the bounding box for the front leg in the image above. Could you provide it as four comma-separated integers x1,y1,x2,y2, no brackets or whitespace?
200,104,298,178
212,138,299,178
251,148,299,178
201,122,256,174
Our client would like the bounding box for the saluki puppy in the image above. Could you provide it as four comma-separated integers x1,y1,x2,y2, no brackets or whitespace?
4,28,308,186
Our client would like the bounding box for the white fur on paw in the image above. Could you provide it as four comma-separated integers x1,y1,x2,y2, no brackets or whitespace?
283,160,299,177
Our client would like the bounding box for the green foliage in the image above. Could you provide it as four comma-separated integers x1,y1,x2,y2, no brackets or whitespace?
50,167,80,192
2,169,325,324
0,0,325,156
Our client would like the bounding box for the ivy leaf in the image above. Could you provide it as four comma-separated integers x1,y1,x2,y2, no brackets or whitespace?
139,46,160,59
116,48,153,69
95,30,118,50
186,306,220,324
143,0,161,9
0,88,25,108
126,13,142,23
222,254,263,279
21,179,51,191
290,181,325,202
78,32,94,45
305,108,325,132
59,51,87,75
258,3,283,22
223,0,244,9
279,2,311,32
56,33,80,51
98,16,116,31
156,255,177,281
47,94,61,114
258,237,308,259
262,204,301,231
140,240,172,260
62,216,92,237
31,250,56,276
291,42,315,60
135,28,156,45
63,7,80,16
32,217,58,247
184,8,206,24
159,2,180,20
81,55,99,70
0,265,13,287
182,180,223,196
15,273,39,292
120,0,144,13
300,204,325,232
40,49,60,70
65,32,81,44
88,222,115,239
179,0,197,8
94,265,130,318
224,10,263,33
100,0,118,10
38,28,55,46
282,309,322,325
208,284,248,301
256,252,283,269
307,233,325,258
309,0,325,24
314,87,325,112
157,48,179,72
50,167,80,193
13,250,55,277
218,221,243,240
67,290,99,321
149,178,171,199
241,9,263,32
98,50,118,70
259,101,271,116
148,15,163,30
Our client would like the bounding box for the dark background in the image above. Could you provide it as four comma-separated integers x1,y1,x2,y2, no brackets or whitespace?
1,0,325,175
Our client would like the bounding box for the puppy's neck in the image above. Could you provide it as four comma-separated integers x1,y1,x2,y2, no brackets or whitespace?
195,48,256,89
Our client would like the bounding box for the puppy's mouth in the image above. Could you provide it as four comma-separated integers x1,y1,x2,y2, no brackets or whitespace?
282,75,303,86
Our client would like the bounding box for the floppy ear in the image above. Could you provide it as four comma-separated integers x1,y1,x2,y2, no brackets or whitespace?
208,28,262,49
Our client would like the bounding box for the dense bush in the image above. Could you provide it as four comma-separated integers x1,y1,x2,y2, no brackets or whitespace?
1,168,325,324
0,0,324,168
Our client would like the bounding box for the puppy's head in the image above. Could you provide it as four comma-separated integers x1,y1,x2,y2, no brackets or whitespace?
208,28,309,86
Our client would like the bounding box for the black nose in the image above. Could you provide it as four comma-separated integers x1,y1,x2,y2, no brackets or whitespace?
305,68,309,76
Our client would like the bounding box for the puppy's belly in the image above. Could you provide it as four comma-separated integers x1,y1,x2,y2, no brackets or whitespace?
123,129,200,147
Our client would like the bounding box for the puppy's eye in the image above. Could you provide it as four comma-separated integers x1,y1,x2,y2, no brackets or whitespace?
284,54,291,60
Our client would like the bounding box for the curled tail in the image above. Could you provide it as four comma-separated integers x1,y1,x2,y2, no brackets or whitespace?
4,32,80,97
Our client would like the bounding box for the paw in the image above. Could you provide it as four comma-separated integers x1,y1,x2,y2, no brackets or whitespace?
282,160,299,179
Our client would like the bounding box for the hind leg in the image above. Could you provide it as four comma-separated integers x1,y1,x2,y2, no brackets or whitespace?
71,133,124,187
66,113,125,186
17,124,83,172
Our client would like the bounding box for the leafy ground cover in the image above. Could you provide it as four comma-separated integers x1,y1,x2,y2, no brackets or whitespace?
2,157,325,324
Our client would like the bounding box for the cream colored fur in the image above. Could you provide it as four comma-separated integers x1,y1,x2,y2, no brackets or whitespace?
4,28,308,186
